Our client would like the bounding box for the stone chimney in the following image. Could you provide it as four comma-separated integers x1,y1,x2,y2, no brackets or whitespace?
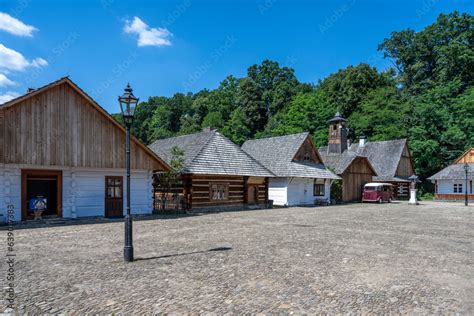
359,135,367,147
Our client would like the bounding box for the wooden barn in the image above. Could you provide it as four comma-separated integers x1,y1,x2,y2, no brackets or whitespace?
319,150,377,202
428,147,473,201
148,130,274,211
319,112,414,202
0,77,170,222
242,132,340,206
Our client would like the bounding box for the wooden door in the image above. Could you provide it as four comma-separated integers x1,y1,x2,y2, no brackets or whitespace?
105,176,123,217
247,185,258,204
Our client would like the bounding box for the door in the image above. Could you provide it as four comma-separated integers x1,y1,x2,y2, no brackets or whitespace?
247,185,258,204
21,170,63,220
105,176,123,217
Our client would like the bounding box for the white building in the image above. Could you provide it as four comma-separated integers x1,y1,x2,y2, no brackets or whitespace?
242,133,340,206
0,77,170,222
428,147,473,201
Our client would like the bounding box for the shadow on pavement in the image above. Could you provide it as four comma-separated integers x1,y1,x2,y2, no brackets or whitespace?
135,247,232,262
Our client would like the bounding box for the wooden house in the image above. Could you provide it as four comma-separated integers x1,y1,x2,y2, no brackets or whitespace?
428,147,473,201
0,77,170,222
148,130,274,211
319,112,414,201
242,132,340,206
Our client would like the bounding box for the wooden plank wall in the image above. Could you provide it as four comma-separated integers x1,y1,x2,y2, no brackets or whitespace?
189,174,267,208
455,148,474,164
293,137,322,164
396,144,415,177
1,83,165,170
342,157,374,202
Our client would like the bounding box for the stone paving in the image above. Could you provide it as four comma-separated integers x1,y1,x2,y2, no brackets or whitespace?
1,201,473,314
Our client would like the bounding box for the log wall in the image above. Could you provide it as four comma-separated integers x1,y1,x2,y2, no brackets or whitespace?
189,174,267,209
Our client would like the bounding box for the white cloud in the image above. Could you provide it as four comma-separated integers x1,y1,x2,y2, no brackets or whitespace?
0,12,37,37
124,16,172,47
0,91,20,104
0,44,48,72
0,73,16,87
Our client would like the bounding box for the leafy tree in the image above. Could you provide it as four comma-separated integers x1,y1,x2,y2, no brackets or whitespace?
319,63,392,118
260,90,336,146
247,59,300,116
153,146,185,212
202,111,225,130
222,107,251,145
349,86,411,141
237,78,266,134
379,11,473,93
179,114,201,135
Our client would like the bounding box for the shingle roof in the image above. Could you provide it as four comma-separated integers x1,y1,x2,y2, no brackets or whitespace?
148,131,274,177
242,133,340,179
349,139,408,182
428,163,474,180
319,149,364,175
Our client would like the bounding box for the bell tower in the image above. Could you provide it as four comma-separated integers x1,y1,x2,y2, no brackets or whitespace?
327,112,348,154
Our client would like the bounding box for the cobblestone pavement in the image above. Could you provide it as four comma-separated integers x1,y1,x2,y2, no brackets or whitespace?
1,202,473,314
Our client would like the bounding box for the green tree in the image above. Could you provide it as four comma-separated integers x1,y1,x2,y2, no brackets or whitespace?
222,107,251,145
237,78,266,134
379,11,473,93
248,59,300,116
349,86,411,141
260,90,336,146
320,63,392,118
202,111,225,130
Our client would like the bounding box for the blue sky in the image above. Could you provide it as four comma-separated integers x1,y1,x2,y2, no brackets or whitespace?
0,0,471,113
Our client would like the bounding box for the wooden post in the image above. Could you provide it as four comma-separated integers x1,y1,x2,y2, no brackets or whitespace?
243,176,249,204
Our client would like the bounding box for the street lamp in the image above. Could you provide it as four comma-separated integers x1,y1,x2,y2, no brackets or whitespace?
119,83,139,262
464,163,470,206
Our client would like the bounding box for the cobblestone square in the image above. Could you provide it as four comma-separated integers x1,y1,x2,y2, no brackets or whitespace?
1,202,473,314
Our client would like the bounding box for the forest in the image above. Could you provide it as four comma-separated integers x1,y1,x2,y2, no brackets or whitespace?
113,11,473,191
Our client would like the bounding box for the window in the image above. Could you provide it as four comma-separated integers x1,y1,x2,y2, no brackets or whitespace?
209,183,229,200
303,152,311,162
106,177,122,198
314,179,325,196
453,183,463,193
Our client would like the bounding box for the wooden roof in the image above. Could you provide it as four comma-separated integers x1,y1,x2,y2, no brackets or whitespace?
149,130,274,177
242,132,340,179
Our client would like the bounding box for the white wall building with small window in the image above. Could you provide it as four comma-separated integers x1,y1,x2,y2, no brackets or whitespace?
0,78,170,222
269,177,332,206
242,133,340,207
428,148,474,202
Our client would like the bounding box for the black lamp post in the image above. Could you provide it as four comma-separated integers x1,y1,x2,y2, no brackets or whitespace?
464,163,470,207
119,83,139,262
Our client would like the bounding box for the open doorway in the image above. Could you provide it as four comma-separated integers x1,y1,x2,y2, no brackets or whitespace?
22,170,62,220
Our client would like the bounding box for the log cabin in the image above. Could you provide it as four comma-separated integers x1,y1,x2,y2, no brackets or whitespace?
428,147,474,201
319,112,414,202
242,132,340,206
0,77,170,222
148,130,274,211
